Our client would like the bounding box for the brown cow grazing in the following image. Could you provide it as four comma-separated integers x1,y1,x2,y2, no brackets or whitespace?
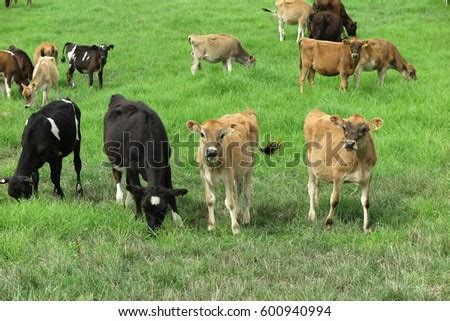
187,110,281,234
5,0,32,7
354,39,417,88
0,50,28,98
21,56,59,108
33,42,58,66
188,34,256,75
304,109,383,233
8,45,34,81
308,10,343,42
262,0,313,42
313,0,357,37
299,37,366,93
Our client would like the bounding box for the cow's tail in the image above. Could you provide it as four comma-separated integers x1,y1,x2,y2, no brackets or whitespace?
61,42,71,63
259,141,283,155
262,7,276,14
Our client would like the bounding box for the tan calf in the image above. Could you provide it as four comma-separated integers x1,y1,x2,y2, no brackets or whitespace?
187,110,280,234
354,38,417,88
299,37,366,93
304,109,383,232
34,42,58,65
22,56,59,108
188,34,255,75
263,0,312,42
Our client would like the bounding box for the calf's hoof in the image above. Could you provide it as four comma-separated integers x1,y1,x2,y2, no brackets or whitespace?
232,223,240,235
325,218,333,229
207,224,215,232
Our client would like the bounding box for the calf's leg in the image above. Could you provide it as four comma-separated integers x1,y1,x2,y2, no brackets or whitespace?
325,179,342,228
50,158,64,198
191,52,202,75
201,169,216,232
278,18,286,41
377,67,388,86
354,65,363,89
112,168,123,204
307,168,317,222
98,70,103,89
224,170,239,234
31,170,39,196
126,169,143,219
339,73,349,91
88,71,94,88
73,140,83,197
66,64,75,88
360,179,372,233
5,77,12,98
223,58,233,73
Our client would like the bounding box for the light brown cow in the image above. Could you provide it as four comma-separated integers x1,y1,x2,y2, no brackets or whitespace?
188,34,256,75
299,37,366,93
33,42,58,65
187,110,280,234
21,56,59,107
262,0,312,42
304,109,383,232
354,38,417,88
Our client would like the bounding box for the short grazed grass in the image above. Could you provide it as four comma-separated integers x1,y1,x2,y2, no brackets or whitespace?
0,0,448,300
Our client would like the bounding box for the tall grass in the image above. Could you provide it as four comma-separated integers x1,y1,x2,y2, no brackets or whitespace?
0,0,448,300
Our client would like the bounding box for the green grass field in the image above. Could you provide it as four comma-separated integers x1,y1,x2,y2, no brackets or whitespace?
0,0,449,300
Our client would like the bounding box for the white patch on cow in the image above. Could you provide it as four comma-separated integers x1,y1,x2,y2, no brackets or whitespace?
0,179,6,184
116,183,124,204
171,210,183,227
61,98,72,104
150,196,161,206
46,117,61,141
67,46,77,62
4,78,11,98
5,50,14,56
125,191,133,207
82,52,90,61
25,119,28,126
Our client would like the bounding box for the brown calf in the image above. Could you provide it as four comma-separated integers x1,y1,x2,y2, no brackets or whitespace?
354,38,417,88
21,56,59,107
34,42,58,66
0,50,27,98
187,110,280,234
299,37,366,93
304,109,383,232
188,34,255,75
313,0,357,36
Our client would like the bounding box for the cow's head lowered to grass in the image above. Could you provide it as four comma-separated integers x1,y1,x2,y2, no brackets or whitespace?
0,176,33,200
126,185,188,230
330,114,383,151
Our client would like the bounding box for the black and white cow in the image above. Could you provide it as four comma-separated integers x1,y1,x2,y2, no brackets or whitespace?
61,42,114,88
0,98,82,200
103,94,187,232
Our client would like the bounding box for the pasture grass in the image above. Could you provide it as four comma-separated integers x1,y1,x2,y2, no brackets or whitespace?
0,0,449,300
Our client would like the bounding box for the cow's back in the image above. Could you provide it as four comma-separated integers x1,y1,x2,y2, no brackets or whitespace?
190,34,239,57
301,39,349,75
33,57,59,85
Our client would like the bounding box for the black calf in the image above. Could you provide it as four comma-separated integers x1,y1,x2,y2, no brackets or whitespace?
0,98,83,200
61,42,114,88
103,94,187,232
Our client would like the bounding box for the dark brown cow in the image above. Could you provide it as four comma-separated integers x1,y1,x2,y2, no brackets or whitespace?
8,45,33,81
299,37,366,93
5,0,32,7
308,10,343,42
313,0,357,36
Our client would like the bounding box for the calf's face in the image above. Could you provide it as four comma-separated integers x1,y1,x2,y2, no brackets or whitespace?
0,176,33,200
345,21,357,37
126,185,188,229
238,55,256,67
330,114,383,151
21,83,36,108
402,64,417,81
186,120,237,166
343,39,366,60
97,44,114,62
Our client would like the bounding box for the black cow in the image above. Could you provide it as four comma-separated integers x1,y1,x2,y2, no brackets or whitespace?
0,99,83,200
308,11,343,42
8,45,34,81
103,94,187,232
61,42,114,88
5,0,32,7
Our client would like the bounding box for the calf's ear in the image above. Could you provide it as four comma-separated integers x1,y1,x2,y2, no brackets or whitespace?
108,45,114,50
329,115,345,127
342,39,350,45
126,185,144,197
163,188,188,198
369,117,383,131
186,120,201,133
